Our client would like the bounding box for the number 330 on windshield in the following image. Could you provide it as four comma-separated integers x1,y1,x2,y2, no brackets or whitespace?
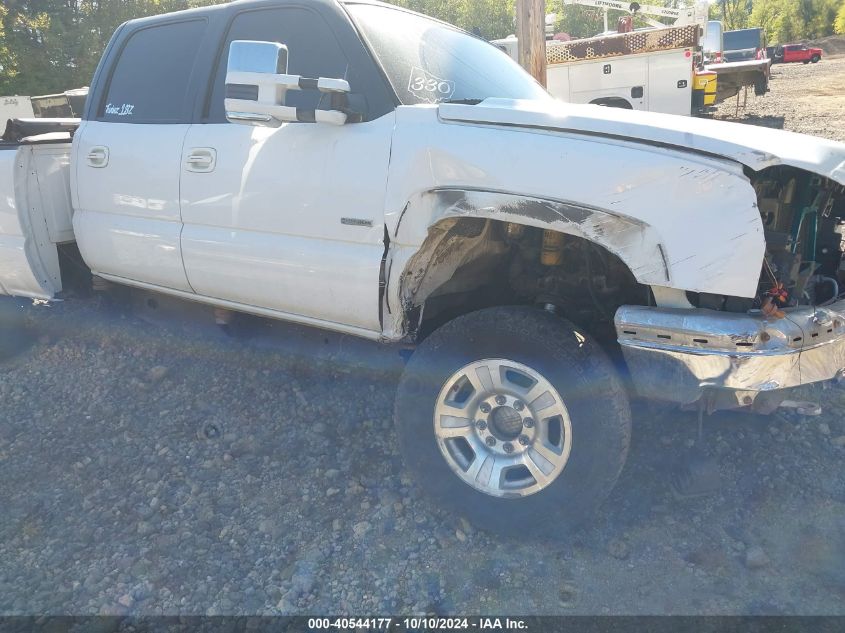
407,66,456,102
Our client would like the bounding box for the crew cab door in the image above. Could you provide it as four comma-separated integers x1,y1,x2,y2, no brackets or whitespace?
782,45,799,63
179,6,393,332
73,19,208,292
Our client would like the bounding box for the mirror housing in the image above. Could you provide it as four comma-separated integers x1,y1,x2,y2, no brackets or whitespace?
224,40,353,127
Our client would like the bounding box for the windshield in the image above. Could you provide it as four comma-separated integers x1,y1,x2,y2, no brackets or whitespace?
346,3,551,106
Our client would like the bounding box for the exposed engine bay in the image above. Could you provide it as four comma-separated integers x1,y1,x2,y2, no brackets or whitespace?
687,167,845,315
752,168,845,310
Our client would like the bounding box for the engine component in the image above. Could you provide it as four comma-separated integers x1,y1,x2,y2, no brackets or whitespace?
505,222,525,239
541,230,565,266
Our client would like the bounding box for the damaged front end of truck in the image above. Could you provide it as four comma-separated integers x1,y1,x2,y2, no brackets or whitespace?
386,99,845,413
617,166,845,412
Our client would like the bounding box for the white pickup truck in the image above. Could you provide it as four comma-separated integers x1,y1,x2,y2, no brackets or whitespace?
2,0,845,536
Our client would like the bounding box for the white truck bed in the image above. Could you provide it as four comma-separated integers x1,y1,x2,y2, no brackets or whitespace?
704,58,771,101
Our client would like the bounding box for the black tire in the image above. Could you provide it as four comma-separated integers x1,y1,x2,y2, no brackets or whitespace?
811,55,820,63
394,306,631,537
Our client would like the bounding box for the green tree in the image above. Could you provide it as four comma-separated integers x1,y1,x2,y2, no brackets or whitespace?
0,5,14,90
750,0,780,41
0,0,219,96
387,0,516,39
388,0,684,42
750,0,799,43
713,0,753,30
796,0,832,37
552,5,604,39
750,0,840,43
836,0,845,33
805,0,841,37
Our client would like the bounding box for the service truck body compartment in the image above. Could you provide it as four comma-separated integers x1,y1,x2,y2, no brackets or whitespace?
0,135,74,299
547,47,695,115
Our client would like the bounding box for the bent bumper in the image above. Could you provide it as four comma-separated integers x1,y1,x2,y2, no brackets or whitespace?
615,300,845,405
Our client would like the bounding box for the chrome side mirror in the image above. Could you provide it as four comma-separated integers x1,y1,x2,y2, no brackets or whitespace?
228,40,288,76
224,40,351,127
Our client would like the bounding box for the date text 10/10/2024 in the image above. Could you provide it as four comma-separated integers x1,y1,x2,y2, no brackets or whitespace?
307,617,529,630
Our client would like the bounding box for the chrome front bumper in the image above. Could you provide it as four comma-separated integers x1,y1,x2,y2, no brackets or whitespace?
615,299,845,406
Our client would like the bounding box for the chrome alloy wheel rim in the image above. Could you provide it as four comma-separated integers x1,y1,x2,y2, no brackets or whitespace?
433,359,572,498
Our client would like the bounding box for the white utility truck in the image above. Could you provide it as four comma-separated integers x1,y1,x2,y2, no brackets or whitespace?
493,23,715,115
562,0,771,104
495,0,772,114
1,0,845,536
0,96,34,123
494,0,717,115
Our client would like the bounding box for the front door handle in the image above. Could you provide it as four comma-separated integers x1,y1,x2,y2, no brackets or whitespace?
185,147,217,173
87,146,109,168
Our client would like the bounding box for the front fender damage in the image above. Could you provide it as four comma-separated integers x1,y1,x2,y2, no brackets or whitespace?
384,189,667,339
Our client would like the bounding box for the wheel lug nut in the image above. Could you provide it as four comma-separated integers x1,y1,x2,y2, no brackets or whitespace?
523,417,534,428
513,400,524,411
495,395,507,406
480,403,491,414
518,435,530,446
476,420,487,430
503,442,514,453
485,436,497,447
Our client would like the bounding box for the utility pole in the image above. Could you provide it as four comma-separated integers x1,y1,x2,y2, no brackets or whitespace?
516,0,547,87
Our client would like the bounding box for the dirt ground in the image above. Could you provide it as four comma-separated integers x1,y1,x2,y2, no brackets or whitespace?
808,34,845,57
712,53,845,143
1,57,845,618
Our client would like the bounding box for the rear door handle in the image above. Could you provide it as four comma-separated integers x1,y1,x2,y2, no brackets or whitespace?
86,146,109,168
185,147,216,173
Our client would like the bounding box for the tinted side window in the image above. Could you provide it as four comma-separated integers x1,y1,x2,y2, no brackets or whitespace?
206,8,350,122
100,20,206,123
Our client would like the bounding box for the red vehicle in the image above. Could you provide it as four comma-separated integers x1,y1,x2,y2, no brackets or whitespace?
779,43,822,64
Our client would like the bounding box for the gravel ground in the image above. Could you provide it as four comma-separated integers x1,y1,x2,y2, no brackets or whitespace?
712,54,845,143
2,63,845,616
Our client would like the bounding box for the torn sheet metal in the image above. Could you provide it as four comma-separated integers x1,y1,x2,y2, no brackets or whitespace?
429,188,665,281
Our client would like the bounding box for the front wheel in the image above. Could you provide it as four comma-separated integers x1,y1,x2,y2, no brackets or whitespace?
394,306,631,537
811,55,820,63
